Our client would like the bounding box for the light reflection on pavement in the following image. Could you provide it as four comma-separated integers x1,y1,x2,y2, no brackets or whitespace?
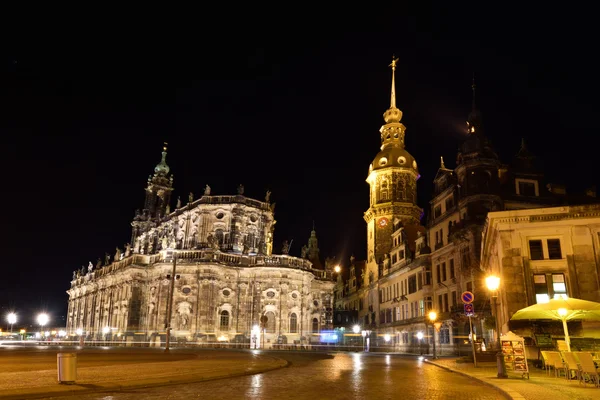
43,352,506,400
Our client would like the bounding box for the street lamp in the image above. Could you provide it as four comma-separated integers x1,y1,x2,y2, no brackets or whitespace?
37,313,49,337
428,311,438,359
361,330,367,351
485,275,507,379
416,331,424,355
334,265,341,274
7,312,17,333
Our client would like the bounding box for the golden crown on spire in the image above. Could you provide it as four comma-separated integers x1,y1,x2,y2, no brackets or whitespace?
389,55,399,71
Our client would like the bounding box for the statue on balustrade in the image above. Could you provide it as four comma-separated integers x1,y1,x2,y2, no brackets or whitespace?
124,243,131,257
281,240,290,255
301,245,308,259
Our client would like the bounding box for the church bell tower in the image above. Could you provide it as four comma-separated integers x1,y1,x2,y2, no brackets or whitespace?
364,58,422,278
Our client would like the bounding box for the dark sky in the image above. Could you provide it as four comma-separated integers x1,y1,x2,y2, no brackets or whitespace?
2,19,598,326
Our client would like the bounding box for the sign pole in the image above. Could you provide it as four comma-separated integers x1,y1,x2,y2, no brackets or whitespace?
462,291,477,368
469,315,477,367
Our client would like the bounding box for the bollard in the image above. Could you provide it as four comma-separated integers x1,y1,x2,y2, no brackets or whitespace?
57,353,77,384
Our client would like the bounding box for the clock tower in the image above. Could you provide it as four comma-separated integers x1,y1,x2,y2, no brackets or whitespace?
364,57,423,277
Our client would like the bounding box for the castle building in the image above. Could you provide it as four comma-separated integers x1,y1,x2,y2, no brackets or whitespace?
335,60,600,354
335,58,432,352
66,145,334,347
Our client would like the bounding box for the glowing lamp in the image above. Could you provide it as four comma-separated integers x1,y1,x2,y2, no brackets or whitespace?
485,276,500,291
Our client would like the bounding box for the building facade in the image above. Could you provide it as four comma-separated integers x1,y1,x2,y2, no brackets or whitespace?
481,205,600,341
335,60,600,355
66,145,335,347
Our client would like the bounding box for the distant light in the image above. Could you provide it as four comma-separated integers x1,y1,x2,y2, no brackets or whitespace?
58,330,67,337
416,331,424,340
102,326,110,334
37,313,49,327
384,334,391,342
334,265,341,273
76,328,83,336
352,325,360,334
7,313,16,325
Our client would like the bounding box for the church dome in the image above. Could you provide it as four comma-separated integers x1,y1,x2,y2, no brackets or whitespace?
154,145,170,175
370,146,418,174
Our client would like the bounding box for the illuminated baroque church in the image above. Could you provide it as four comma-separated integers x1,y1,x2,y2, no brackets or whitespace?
66,145,335,346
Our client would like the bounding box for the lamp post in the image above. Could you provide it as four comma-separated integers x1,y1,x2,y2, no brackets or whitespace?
416,331,424,355
7,312,17,333
485,275,507,379
361,330,367,351
428,311,438,359
352,325,360,351
164,253,177,352
37,313,49,339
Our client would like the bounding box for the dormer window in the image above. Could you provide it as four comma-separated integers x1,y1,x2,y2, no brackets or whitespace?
434,205,442,218
516,178,539,197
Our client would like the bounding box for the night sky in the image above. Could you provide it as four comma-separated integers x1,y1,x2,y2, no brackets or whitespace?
2,21,598,327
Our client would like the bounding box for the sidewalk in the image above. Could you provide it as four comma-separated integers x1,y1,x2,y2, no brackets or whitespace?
0,349,288,400
425,357,599,400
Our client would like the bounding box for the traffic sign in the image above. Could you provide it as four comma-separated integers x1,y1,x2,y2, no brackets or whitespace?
461,291,474,304
464,303,475,316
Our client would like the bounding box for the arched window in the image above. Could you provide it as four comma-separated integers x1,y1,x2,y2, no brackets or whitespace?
380,180,389,202
312,318,319,333
220,310,229,329
290,313,298,333
265,311,276,333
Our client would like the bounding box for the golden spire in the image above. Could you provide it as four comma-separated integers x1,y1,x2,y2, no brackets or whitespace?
440,156,445,169
382,56,403,125
389,55,399,109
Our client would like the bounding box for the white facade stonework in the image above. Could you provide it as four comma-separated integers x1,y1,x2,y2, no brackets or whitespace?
66,146,334,346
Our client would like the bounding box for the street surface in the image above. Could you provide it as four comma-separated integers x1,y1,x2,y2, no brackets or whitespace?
42,352,506,400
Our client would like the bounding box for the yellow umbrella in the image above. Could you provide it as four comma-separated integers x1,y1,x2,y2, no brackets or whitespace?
510,297,600,352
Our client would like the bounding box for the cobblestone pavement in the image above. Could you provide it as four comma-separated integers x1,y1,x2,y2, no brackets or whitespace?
46,352,507,400
0,346,286,400
427,357,600,400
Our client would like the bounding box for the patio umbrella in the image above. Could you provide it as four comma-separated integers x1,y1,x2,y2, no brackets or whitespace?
510,297,600,352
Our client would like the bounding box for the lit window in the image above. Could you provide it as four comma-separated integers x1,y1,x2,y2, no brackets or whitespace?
552,274,567,299
534,273,568,303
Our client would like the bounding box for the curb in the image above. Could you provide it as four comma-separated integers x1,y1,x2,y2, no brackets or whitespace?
424,360,526,400
0,358,289,400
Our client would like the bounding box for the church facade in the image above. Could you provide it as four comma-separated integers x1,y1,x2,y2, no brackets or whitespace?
66,145,335,347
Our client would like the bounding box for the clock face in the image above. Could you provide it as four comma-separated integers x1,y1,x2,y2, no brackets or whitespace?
378,217,389,228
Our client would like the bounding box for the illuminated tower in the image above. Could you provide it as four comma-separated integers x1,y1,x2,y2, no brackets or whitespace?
131,143,174,246
364,57,422,275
